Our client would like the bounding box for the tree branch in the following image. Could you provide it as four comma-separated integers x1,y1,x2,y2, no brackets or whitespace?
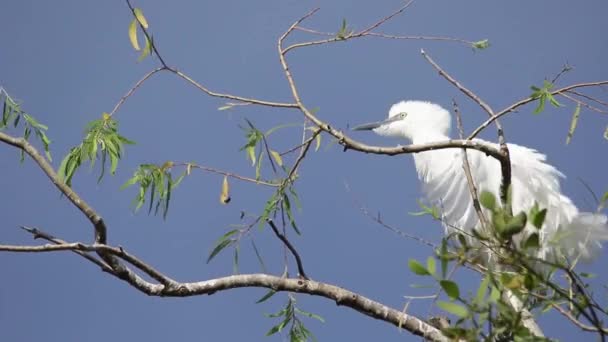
2,227,448,342
267,219,308,279
0,131,108,244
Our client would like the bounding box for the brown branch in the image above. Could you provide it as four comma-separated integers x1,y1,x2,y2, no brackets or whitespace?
282,1,416,55
0,131,108,244
109,67,165,117
452,100,488,231
176,163,280,187
566,89,608,108
18,226,114,273
170,68,298,108
18,226,179,288
267,219,308,279
2,227,447,341
560,92,608,114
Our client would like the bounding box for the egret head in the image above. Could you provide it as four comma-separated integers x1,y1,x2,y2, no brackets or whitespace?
352,101,451,142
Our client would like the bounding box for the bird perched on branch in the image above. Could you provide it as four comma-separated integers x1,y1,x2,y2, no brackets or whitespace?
353,100,608,263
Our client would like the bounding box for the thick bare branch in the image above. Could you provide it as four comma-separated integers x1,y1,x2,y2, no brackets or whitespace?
2,227,447,341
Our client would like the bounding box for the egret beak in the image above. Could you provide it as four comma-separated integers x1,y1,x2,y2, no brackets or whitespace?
352,115,401,131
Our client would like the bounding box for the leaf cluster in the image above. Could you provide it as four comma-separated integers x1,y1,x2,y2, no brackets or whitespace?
1,89,52,161
58,113,134,186
121,161,185,220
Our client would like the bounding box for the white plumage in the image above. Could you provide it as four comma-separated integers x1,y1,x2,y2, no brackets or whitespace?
354,100,608,262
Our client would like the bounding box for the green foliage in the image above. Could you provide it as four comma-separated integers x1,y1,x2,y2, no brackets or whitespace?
128,7,152,62
408,258,431,276
479,190,496,211
336,19,353,40
471,39,490,50
530,80,562,114
207,229,239,263
59,113,134,186
528,202,547,229
265,297,323,342
1,88,52,162
409,199,440,220
566,103,581,144
120,161,184,219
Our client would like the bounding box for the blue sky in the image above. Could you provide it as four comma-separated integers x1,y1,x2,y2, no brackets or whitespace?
1,0,607,341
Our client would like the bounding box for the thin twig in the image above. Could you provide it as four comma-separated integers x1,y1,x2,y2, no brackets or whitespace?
420,49,511,206
566,90,608,108
468,81,608,139
267,219,308,280
125,0,168,67
177,163,280,187
109,67,165,117
452,100,488,231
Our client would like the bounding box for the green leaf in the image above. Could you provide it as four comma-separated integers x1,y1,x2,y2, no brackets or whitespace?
270,150,283,167
471,39,490,50
436,301,469,318
138,35,151,62
128,18,140,51
479,190,496,211
474,274,490,305
266,318,290,336
408,259,430,276
207,229,239,263
531,208,547,229
426,256,436,277
133,8,149,28
295,308,325,323
566,103,581,144
439,280,460,300
256,289,277,304
523,233,540,249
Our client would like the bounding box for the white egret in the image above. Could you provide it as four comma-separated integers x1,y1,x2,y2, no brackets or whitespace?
353,100,608,263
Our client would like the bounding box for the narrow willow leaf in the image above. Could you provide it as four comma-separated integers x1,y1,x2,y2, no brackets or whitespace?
531,208,547,229
440,238,448,279
256,289,276,303
128,19,140,51
439,280,460,300
133,8,149,28
220,175,231,204
294,308,325,323
408,259,430,276
247,146,256,166
207,238,234,263
270,150,283,167
437,301,469,318
426,256,436,277
138,35,151,62
474,274,490,305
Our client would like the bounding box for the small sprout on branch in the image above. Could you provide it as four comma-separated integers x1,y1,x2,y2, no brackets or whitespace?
471,39,490,50
409,199,440,220
58,113,134,186
530,80,562,114
336,19,353,40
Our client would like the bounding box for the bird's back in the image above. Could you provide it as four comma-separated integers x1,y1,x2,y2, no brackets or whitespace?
414,140,607,262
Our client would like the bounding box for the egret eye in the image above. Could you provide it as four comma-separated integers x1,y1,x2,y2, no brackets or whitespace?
399,112,407,119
